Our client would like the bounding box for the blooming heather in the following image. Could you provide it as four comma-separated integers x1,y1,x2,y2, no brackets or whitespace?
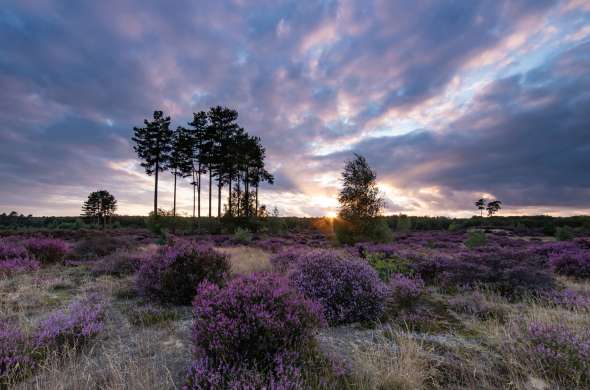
288,250,388,325
269,247,307,274
0,240,28,260
24,238,69,264
549,249,590,278
192,273,324,366
1,321,34,384
136,241,230,305
388,273,425,305
525,322,590,384
0,258,40,276
34,294,105,350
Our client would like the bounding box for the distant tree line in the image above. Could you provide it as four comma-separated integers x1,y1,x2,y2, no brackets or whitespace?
132,107,274,219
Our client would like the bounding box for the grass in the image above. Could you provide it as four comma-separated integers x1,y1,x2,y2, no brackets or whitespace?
217,245,272,275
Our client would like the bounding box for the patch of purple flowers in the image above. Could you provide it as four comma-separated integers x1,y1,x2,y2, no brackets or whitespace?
549,249,590,278
136,241,230,305
269,246,307,274
23,238,69,264
34,294,105,351
525,322,590,383
543,289,590,311
1,321,34,384
288,250,388,325
0,239,28,260
0,258,40,276
388,273,425,305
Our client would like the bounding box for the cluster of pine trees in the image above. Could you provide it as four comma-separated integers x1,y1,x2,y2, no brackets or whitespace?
132,107,273,219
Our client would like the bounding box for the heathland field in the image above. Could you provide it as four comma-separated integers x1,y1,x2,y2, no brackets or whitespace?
1,224,589,389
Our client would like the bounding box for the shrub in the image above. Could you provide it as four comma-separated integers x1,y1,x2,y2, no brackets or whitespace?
288,250,388,325
555,226,574,241
1,320,34,385
136,242,230,305
24,238,69,264
192,273,324,366
91,250,143,277
365,252,412,281
549,249,590,279
233,227,253,244
0,258,40,276
524,322,590,385
72,235,127,259
0,240,28,260
334,218,393,245
388,273,424,305
269,247,306,274
34,294,105,351
464,231,486,249
542,289,590,311
334,219,356,245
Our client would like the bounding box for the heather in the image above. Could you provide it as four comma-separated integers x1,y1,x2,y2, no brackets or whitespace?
388,273,425,306
288,249,388,325
136,241,230,304
0,321,34,385
549,249,590,278
23,238,69,264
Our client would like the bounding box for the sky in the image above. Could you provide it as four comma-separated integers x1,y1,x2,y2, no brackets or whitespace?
1,0,589,218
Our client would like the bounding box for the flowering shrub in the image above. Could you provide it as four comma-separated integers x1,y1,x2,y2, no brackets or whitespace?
288,250,388,325
543,289,590,311
1,321,34,385
34,294,105,351
388,273,424,305
269,247,306,274
0,240,28,260
549,249,590,278
91,250,143,277
24,238,69,264
136,242,230,305
525,322,590,384
72,235,128,259
0,258,40,276
192,273,324,365
184,353,304,390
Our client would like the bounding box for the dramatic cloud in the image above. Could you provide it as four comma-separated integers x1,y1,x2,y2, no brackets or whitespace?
1,0,589,216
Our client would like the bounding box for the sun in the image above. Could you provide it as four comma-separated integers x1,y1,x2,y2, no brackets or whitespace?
326,211,338,219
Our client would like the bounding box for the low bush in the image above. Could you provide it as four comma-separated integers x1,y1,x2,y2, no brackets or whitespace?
464,231,486,249
232,227,253,244
365,252,413,281
334,218,393,245
91,250,143,277
549,249,590,279
192,273,324,366
269,247,305,273
34,294,105,351
72,235,128,259
24,238,69,264
555,226,574,241
0,240,28,260
136,242,230,305
388,273,424,305
288,250,388,325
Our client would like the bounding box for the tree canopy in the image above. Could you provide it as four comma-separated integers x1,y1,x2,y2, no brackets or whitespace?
338,154,383,220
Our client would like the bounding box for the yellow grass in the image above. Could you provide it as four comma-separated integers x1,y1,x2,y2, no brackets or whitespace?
216,246,271,275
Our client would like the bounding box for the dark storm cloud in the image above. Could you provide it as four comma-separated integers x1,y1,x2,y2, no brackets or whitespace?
0,0,588,215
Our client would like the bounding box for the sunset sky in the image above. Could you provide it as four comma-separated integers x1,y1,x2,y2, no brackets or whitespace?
1,0,589,217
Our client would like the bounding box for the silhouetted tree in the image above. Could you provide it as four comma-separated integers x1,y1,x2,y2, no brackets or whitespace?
475,198,486,217
168,127,193,219
132,111,173,217
82,190,117,227
338,154,383,220
486,200,502,216
187,111,208,220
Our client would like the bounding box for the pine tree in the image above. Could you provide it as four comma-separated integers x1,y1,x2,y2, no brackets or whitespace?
168,127,193,219
187,111,208,220
81,190,117,227
132,111,173,217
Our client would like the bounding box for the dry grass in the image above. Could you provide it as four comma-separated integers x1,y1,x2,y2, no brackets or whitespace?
217,246,271,275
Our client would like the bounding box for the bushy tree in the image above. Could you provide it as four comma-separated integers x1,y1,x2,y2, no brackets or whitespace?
338,154,383,220
486,200,502,216
132,111,173,217
475,198,486,217
168,127,193,218
81,190,117,227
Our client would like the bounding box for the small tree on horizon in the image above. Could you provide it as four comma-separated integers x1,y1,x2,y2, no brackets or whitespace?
475,198,486,217
132,110,173,217
486,200,502,217
338,153,383,220
81,190,117,227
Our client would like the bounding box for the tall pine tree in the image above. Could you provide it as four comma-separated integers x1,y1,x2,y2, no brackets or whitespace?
132,111,173,217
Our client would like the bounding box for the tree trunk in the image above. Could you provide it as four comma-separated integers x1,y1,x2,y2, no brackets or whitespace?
255,183,259,217
228,175,232,217
173,171,177,217
197,163,201,219
217,176,222,218
208,167,212,218
154,161,159,217
237,173,241,217
244,169,249,217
